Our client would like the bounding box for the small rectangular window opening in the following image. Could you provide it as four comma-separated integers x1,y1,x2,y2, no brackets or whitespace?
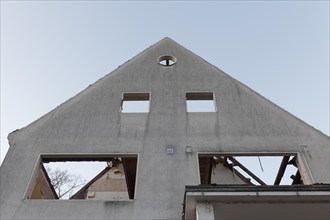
121,93,150,113
198,154,303,186
186,92,216,112
26,155,138,200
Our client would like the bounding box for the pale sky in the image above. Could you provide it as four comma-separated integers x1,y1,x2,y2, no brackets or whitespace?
1,1,329,163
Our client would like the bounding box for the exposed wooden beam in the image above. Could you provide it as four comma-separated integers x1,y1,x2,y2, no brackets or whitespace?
122,157,138,199
199,157,213,185
292,170,302,185
274,156,290,185
227,156,267,185
223,161,253,185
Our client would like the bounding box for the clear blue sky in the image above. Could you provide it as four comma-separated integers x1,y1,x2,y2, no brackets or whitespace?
1,1,329,163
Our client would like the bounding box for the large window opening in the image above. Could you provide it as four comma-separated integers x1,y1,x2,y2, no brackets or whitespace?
121,93,150,113
27,155,138,200
198,154,303,186
186,92,216,112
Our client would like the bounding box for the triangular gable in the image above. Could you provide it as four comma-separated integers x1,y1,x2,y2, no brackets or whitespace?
30,165,59,199
6,37,329,182
70,167,111,199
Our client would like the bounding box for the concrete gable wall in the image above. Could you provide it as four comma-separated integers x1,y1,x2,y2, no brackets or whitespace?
1,38,329,219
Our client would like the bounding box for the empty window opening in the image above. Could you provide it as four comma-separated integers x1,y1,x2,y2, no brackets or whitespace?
157,55,177,66
186,92,216,112
121,93,150,113
198,154,303,186
27,155,138,200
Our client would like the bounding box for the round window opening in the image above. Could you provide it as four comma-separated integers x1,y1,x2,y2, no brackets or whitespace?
157,55,177,66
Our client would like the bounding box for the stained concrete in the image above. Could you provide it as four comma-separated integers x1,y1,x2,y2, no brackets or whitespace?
1,37,329,219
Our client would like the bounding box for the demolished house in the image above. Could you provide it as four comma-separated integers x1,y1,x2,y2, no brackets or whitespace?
1,38,329,219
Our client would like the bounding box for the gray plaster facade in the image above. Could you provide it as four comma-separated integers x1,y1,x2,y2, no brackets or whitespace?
1,38,329,219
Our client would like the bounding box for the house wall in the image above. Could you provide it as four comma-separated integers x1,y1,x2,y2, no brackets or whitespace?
30,168,57,200
86,164,129,200
211,164,246,185
1,38,329,219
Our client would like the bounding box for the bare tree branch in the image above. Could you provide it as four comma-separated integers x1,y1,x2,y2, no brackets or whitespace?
45,166,86,199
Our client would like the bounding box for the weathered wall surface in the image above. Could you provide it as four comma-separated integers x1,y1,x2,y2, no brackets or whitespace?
1,38,329,219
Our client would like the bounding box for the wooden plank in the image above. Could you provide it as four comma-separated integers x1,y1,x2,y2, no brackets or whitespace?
228,156,267,185
199,157,213,185
122,157,138,199
186,92,213,100
274,156,290,185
